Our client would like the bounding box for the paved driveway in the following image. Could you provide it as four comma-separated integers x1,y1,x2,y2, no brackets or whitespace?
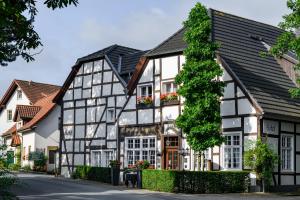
11,173,300,200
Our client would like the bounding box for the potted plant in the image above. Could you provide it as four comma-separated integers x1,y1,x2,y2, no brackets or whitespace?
160,92,179,105
135,160,150,189
110,160,121,186
137,96,153,108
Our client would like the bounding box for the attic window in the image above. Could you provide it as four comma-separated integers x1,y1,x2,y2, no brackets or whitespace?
17,90,22,100
7,110,12,122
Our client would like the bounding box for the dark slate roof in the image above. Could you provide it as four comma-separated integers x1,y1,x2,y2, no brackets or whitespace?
76,44,145,83
145,9,300,119
146,28,186,57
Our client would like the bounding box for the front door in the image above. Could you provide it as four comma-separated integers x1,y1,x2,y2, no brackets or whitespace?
7,151,14,165
166,149,178,170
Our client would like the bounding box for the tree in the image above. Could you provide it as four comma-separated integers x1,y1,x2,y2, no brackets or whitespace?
175,3,225,155
0,0,78,66
244,138,278,192
271,0,300,97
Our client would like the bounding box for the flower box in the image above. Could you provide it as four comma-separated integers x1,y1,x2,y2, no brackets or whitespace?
137,96,153,109
160,92,179,106
161,99,180,106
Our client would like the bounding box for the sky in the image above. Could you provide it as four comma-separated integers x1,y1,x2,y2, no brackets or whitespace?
0,0,290,96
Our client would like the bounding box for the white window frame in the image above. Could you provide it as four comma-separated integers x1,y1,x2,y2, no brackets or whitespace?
7,110,12,122
17,90,22,100
281,134,294,172
91,150,115,167
138,84,153,98
161,80,177,94
125,136,156,167
16,121,23,129
222,132,242,170
106,108,115,122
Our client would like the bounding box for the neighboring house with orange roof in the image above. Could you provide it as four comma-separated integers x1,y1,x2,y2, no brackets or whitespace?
0,80,61,172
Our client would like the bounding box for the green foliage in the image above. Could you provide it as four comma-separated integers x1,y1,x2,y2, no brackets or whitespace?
244,138,278,188
271,0,300,97
0,0,78,66
0,169,18,199
142,170,250,193
33,152,47,172
175,3,225,152
21,165,32,172
73,166,111,184
7,163,21,171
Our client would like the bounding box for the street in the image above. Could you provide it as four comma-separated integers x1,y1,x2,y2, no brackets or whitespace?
11,173,300,200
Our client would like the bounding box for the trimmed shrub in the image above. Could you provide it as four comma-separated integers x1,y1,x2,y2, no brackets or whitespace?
142,170,250,193
73,166,111,184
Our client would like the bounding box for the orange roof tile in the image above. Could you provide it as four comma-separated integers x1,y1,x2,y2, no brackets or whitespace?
2,124,16,137
13,105,41,121
18,90,60,132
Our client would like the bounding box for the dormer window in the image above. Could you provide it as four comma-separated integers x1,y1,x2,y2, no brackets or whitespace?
17,90,22,100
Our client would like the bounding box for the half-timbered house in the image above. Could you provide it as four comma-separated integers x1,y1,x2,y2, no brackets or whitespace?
119,9,300,187
54,45,146,177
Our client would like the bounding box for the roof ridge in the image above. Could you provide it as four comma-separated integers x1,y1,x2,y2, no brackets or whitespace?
146,27,185,57
210,8,283,32
15,79,61,88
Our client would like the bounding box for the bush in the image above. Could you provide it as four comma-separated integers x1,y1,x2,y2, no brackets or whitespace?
7,163,21,171
0,169,18,199
73,166,111,184
142,170,250,193
21,165,32,172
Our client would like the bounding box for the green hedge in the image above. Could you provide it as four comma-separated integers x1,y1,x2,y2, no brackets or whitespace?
142,170,250,193
73,166,111,184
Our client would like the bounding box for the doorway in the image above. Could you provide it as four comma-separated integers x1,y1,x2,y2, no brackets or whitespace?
164,136,179,170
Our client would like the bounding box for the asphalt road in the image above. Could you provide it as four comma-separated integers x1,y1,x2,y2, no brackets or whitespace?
10,173,300,200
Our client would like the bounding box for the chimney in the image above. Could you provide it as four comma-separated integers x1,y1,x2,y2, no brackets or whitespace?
118,54,123,73
29,80,32,86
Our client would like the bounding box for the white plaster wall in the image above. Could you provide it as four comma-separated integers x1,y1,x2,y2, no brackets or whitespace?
154,59,160,75
238,99,256,115
139,61,153,83
63,109,73,125
161,56,178,80
102,84,111,96
107,125,116,139
222,118,241,129
244,117,257,133
296,155,300,173
162,106,179,121
296,136,300,152
92,86,101,97
281,175,294,185
74,88,81,99
75,125,85,138
103,71,113,83
87,107,96,123
75,109,85,124
112,83,124,95
83,75,92,88
236,87,245,97
93,73,102,85
0,87,30,134
223,82,235,99
35,106,60,150
116,96,126,107
63,90,73,101
221,100,235,116
21,132,35,167
125,96,136,110
220,68,232,82
83,62,93,74
107,97,115,107
119,112,136,125
138,110,153,124
94,60,102,72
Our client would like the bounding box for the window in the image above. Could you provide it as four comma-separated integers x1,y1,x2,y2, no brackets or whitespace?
91,151,101,167
125,137,156,167
162,82,177,94
107,109,115,122
139,85,152,98
91,150,114,167
223,133,241,169
281,135,294,171
7,110,12,122
17,90,22,100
